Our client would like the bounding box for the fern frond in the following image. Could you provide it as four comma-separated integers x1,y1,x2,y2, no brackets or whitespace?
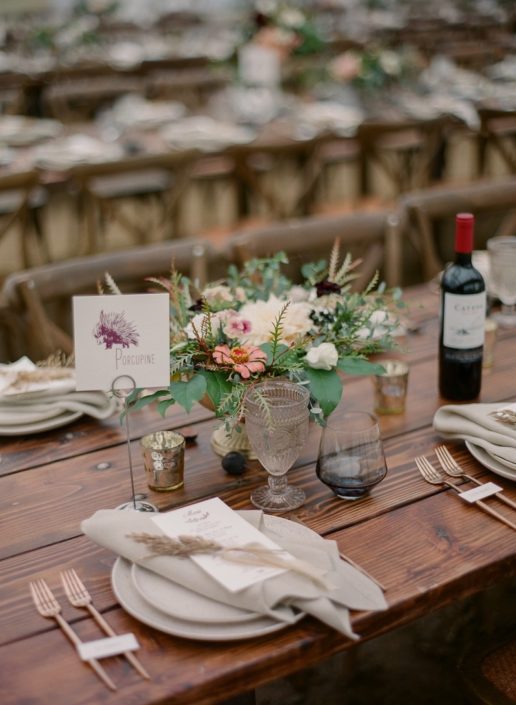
328,238,341,281
270,302,290,363
104,271,122,295
363,270,380,295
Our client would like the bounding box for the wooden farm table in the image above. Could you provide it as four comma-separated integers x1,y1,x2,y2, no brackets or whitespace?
1,284,515,705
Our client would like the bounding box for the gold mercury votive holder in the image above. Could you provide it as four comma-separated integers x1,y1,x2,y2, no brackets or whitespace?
373,360,409,415
140,431,185,492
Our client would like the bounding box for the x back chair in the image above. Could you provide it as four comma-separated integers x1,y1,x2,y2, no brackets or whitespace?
0,169,48,271
68,150,201,255
226,209,402,291
1,238,221,362
356,116,453,201
399,177,516,282
477,107,516,176
41,76,144,123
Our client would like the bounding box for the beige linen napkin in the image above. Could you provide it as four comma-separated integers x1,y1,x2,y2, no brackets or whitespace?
433,402,516,469
0,391,117,424
82,509,387,640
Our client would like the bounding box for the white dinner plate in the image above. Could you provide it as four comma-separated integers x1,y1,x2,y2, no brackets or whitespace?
465,441,516,482
130,512,317,626
0,409,83,436
112,557,304,641
131,563,263,625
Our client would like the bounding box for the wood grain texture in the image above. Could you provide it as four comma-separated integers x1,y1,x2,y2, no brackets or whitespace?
1,285,515,705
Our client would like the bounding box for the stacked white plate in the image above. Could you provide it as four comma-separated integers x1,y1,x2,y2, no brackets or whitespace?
0,358,116,435
111,512,307,641
466,441,516,482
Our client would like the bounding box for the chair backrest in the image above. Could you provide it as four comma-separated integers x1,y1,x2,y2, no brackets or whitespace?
225,210,402,291
1,238,224,362
399,177,516,282
477,107,516,175
356,116,453,197
0,169,46,272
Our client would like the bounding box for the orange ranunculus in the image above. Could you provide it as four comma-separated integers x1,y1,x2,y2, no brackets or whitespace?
212,344,267,379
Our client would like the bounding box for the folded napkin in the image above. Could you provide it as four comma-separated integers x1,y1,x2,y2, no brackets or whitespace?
82,509,387,640
0,391,117,424
0,358,117,423
433,402,516,469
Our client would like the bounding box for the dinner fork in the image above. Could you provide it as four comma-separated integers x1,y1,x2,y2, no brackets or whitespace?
29,579,117,691
435,445,516,512
60,569,150,680
415,456,516,531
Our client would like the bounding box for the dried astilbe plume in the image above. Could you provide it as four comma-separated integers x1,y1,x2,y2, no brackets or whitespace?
128,532,332,589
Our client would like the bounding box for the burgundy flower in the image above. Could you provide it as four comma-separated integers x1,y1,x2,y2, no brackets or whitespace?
315,280,342,297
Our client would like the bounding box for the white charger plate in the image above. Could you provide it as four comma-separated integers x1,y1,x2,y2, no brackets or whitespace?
112,557,303,641
465,441,516,482
0,409,82,436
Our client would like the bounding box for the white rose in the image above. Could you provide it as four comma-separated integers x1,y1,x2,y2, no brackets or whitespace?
305,343,338,371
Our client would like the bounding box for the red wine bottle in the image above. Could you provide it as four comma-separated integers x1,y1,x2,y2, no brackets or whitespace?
439,213,486,401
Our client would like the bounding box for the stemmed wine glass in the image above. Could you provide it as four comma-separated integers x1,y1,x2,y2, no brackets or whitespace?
244,380,310,512
487,236,516,328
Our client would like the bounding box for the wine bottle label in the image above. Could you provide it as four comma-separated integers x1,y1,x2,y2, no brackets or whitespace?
443,292,486,349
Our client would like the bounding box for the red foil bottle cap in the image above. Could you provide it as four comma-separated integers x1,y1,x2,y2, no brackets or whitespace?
455,213,474,253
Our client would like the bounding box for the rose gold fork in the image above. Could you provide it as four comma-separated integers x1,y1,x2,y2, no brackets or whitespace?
29,579,117,691
60,569,150,680
435,445,516,512
415,456,516,531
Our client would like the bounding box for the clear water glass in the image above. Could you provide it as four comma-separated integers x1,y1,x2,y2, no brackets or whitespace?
316,412,387,500
487,236,516,327
244,381,310,512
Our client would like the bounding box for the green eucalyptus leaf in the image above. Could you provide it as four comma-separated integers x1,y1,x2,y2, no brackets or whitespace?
338,357,385,376
170,376,207,413
304,367,343,418
198,369,232,410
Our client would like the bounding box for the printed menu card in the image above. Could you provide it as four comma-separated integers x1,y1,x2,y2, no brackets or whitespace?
73,293,170,391
152,498,288,592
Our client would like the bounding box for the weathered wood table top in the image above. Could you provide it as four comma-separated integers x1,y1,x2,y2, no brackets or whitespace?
1,284,515,705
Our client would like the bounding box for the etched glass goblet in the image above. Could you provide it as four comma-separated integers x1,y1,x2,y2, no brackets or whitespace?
244,380,310,512
487,236,516,327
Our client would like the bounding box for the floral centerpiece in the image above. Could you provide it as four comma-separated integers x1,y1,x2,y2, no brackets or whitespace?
126,241,402,456
245,1,325,59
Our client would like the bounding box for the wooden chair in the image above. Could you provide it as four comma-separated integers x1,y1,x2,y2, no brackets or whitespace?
67,151,201,254
458,632,516,705
399,177,516,282
1,238,223,362
41,75,144,123
0,169,48,270
226,209,402,290
477,107,516,176
356,116,454,202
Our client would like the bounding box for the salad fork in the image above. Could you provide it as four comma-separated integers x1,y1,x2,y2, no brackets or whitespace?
415,456,516,531
29,579,117,690
60,569,150,680
435,445,516,512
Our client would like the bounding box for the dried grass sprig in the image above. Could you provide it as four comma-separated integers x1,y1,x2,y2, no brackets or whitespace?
128,532,331,589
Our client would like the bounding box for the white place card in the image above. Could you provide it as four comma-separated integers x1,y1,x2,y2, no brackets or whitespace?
459,482,503,503
73,294,170,391
151,497,288,592
77,633,139,661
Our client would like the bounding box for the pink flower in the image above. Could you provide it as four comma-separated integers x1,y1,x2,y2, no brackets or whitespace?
224,315,252,339
212,344,267,379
